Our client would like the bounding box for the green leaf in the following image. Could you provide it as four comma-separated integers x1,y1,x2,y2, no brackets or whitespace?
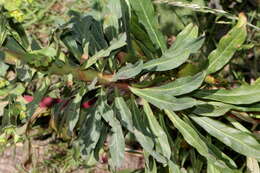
129,0,166,52
115,93,134,132
62,35,82,61
193,102,232,117
130,96,167,164
165,111,237,170
113,60,143,81
78,107,103,157
164,110,209,159
0,59,9,77
81,34,126,69
26,47,56,66
0,15,8,47
142,51,189,71
109,125,125,168
183,116,237,169
104,0,121,41
232,103,260,112
16,64,35,82
226,117,251,133
121,0,133,54
143,36,204,71
190,116,260,161
169,23,199,52
144,153,157,173
98,91,125,168
207,163,222,173
143,100,171,160
194,101,260,117
130,14,157,57
0,83,25,97
142,24,204,72
9,20,29,49
130,87,197,111
27,78,50,117
193,84,260,105
70,15,108,55
168,161,182,173
65,88,86,134
137,71,206,96
207,14,247,74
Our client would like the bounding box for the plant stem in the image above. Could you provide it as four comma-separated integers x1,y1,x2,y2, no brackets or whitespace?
2,47,131,89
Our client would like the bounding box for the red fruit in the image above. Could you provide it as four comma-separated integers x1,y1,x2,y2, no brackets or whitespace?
23,95,34,102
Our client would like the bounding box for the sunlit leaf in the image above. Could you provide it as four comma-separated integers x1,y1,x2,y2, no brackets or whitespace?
191,116,260,161
130,0,166,52
130,87,197,111
113,60,143,81
130,96,167,164
193,84,260,105
143,100,171,161
82,34,126,69
207,14,247,74
142,24,204,72
137,71,206,96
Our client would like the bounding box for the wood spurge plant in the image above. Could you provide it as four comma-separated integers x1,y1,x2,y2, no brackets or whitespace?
0,0,260,172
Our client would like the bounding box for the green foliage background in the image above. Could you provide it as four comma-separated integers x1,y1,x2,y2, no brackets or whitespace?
0,0,260,172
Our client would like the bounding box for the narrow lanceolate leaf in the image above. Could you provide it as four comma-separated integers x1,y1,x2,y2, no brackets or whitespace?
129,0,166,52
232,103,260,112
113,60,143,81
138,71,206,96
143,100,171,160
130,96,167,164
191,116,260,161
65,88,87,133
207,13,247,74
183,116,237,169
109,125,125,168
104,0,122,40
142,24,204,72
143,36,204,71
78,108,103,157
193,84,260,105
193,102,232,117
120,0,133,54
0,16,8,46
82,34,126,69
130,87,197,111
164,110,210,157
62,35,82,62
143,51,190,71
115,94,134,131
98,92,125,167
169,23,199,53
166,111,237,170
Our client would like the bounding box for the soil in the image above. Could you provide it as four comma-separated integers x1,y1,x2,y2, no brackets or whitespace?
0,138,144,173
